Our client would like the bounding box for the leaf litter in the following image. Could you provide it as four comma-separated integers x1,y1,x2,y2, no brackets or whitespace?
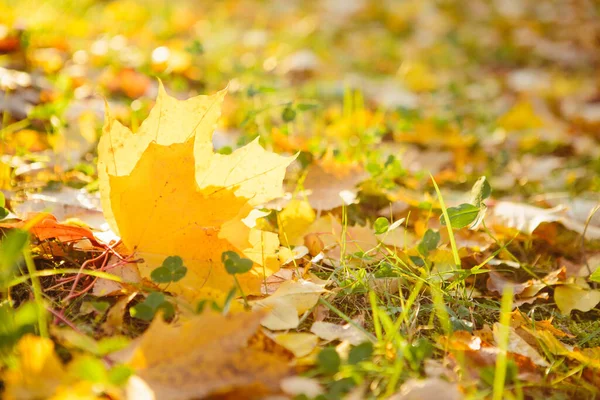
1,1,600,399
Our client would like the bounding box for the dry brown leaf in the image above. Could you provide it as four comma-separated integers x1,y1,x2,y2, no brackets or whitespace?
492,324,549,367
303,163,367,211
101,292,137,335
92,262,141,297
129,309,293,400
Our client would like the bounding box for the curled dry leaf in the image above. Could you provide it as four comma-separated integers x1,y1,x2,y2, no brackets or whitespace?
129,309,293,400
486,267,565,301
492,324,549,367
98,84,295,300
101,292,137,335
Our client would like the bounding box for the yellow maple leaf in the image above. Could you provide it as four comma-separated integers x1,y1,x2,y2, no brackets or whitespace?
98,84,295,298
129,309,293,399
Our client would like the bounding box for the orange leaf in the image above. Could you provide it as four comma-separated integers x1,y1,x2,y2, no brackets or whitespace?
0,213,98,244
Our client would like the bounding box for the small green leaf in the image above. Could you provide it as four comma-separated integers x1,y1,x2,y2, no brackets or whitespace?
440,203,480,229
185,39,204,55
281,106,296,122
130,292,173,321
246,85,276,97
0,229,29,288
348,342,373,365
158,301,175,320
318,347,341,374
144,292,166,308
150,267,171,283
151,256,187,283
373,217,390,234
418,229,440,256
89,300,110,313
222,251,253,275
130,303,154,321
470,176,491,208
589,268,600,283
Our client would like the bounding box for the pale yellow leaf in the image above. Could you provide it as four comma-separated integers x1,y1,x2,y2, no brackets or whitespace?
274,333,319,358
554,284,600,315
310,321,369,345
253,280,327,330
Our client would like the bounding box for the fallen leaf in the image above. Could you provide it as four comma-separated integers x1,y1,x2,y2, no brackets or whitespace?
98,84,295,299
491,201,600,239
498,98,545,131
303,214,380,266
554,283,600,315
302,163,367,211
129,309,292,399
310,321,370,345
388,378,463,400
273,333,319,358
280,376,324,398
0,213,98,244
10,187,106,231
101,292,137,335
92,262,141,297
492,324,549,367
278,199,315,246
490,201,564,235
253,279,327,330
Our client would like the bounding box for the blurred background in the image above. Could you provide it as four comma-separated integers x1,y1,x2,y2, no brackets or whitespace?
0,0,599,212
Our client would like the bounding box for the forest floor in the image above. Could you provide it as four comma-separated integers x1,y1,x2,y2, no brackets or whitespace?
1,1,600,399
